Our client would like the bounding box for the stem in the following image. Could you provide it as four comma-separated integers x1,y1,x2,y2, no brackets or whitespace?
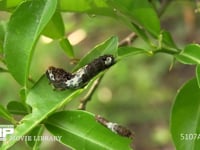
78,75,104,110
153,47,180,55
118,33,137,47
158,0,173,17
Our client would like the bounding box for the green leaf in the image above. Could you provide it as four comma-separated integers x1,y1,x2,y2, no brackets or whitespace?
0,42,2,53
175,44,200,65
45,110,133,150
161,30,177,48
4,0,57,86
0,67,8,73
0,21,6,42
170,78,200,150
0,21,6,53
7,101,28,115
129,21,149,43
196,65,200,88
73,36,118,71
59,38,74,58
26,125,44,149
117,15,149,43
106,0,160,36
0,104,16,123
1,75,83,149
118,46,149,57
42,11,65,39
0,0,24,10
58,0,116,17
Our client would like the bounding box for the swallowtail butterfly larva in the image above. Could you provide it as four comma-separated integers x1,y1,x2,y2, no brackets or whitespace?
46,55,115,90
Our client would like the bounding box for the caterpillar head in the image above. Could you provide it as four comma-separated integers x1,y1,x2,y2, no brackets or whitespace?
101,55,115,67
46,66,73,90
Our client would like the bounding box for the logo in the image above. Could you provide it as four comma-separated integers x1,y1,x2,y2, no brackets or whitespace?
0,125,14,141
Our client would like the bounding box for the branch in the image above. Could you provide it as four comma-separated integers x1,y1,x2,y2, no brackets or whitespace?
118,33,137,47
78,75,104,110
158,0,173,17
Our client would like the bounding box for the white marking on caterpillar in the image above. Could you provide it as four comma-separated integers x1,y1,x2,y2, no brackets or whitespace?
47,69,55,81
64,67,86,88
95,115,134,139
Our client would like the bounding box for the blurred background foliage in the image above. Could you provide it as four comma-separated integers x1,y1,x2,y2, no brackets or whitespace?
0,0,199,150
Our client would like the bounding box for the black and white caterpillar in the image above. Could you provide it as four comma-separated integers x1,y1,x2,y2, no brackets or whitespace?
95,115,134,139
46,54,115,90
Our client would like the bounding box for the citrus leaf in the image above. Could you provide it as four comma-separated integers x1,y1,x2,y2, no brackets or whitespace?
118,46,148,57
0,0,24,10
0,75,83,149
4,0,57,86
45,110,133,150
106,0,160,36
0,104,16,123
161,30,177,48
7,101,28,115
196,65,200,88
175,44,200,65
42,11,65,39
58,0,117,17
0,21,6,54
73,36,118,71
117,15,149,43
59,38,74,58
0,21,6,42
26,125,45,149
170,78,200,150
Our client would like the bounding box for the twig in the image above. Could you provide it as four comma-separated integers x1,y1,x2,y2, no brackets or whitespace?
158,0,173,17
118,33,137,47
78,75,104,110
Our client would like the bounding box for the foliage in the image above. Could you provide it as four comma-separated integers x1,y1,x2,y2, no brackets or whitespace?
0,0,199,150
